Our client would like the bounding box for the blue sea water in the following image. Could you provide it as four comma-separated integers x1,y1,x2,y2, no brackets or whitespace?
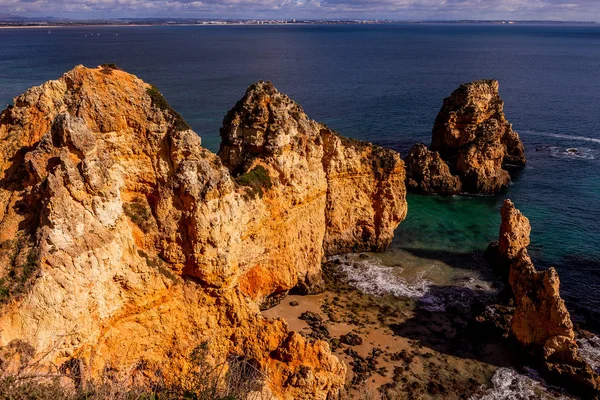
1,24,599,324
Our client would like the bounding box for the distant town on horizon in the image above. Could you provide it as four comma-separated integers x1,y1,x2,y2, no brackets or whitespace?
0,14,597,27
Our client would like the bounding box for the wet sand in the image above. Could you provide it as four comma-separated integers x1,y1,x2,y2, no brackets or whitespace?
262,288,506,398
262,259,577,399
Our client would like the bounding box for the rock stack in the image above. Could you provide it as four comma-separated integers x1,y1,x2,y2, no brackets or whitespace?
491,200,600,397
405,80,526,194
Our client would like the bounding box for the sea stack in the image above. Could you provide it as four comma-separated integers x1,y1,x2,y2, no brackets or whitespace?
0,66,408,399
405,80,526,194
491,200,600,397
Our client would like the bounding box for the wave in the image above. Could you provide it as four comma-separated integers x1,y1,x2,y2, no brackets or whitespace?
330,254,431,299
471,367,573,400
525,131,600,145
328,254,496,312
578,335,600,373
549,146,596,160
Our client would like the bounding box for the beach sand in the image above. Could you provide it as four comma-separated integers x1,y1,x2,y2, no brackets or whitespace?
261,264,515,399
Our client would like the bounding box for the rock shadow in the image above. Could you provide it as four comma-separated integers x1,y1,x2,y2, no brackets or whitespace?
388,284,517,369
397,246,497,278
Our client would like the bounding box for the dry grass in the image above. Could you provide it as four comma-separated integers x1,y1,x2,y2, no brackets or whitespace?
0,342,266,400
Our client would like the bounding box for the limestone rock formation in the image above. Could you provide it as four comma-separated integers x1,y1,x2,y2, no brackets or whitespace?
405,80,526,194
498,199,531,260
509,249,574,349
0,66,408,398
491,200,600,397
486,199,531,274
404,143,462,195
220,81,407,258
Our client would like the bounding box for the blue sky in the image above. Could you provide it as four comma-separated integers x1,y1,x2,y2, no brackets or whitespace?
1,0,598,21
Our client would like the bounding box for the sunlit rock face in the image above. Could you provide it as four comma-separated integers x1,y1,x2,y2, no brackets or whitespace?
491,199,600,398
404,143,462,195
0,66,408,398
405,79,526,195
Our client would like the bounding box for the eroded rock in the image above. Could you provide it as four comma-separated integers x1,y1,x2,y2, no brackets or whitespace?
404,143,462,195
0,67,408,398
491,199,600,397
405,80,526,195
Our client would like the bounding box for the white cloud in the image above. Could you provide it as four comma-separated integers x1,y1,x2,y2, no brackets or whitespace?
0,0,598,20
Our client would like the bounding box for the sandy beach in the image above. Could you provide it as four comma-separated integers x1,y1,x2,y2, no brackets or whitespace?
261,260,579,399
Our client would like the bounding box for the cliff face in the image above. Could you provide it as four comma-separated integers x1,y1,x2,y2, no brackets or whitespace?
218,81,407,298
492,200,600,397
0,66,407,398
405,80,526,194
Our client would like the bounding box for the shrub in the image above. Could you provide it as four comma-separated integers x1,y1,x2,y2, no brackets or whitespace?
123,197,154,234
146,85,191,132
0,342,266,400
234,166,272,199
100,63,121,74
0,238,39,305
137,250,177,283
0,280,8,300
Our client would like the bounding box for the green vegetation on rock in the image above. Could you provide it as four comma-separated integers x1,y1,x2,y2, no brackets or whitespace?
99,63,121,74
0,237,39,304
0,340,263,400
146,84,191,132
123,197,154,234
234,166,273,199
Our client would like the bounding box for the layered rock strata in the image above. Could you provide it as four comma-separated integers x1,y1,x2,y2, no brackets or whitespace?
405,80,526,194
492,200,600,397
0,66,407,398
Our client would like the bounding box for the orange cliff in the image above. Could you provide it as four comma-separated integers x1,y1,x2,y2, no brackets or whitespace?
0,65,407,398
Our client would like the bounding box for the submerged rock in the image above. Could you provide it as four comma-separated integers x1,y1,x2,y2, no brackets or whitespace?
405,80,526,195
0,66,408,398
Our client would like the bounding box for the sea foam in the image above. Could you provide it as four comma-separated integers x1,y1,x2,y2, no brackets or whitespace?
472,367,573,400
549,146,596,160
526,131,600,145
578,335,600,373
331,254,431,299
329,254,496,312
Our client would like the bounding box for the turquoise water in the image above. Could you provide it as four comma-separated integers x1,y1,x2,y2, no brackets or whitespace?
396,194,501,254
0,24,599,324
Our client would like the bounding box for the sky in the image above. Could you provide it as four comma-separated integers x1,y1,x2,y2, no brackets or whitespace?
0,0,598,21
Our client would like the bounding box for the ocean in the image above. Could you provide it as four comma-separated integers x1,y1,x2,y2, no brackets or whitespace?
1,24,599,326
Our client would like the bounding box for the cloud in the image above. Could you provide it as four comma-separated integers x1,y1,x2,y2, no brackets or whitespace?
0,0,598,20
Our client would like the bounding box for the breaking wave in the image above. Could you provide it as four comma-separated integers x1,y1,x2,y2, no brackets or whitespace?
472,367,573,400
330,254,431,299
578,335,600,373
329,254,496,312
550,146,596,160
525,131,600,145
525,131,599,160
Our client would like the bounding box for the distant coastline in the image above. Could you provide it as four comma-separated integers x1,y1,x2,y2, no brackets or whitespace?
0,18,597,28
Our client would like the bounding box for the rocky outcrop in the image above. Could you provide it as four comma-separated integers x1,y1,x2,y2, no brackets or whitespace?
509,249,574,350
498,200,531,261
404,144,462,195
0,66,408,398
491,200,600,397
219,82,407,258
486,199,531,275
405,80,526,194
